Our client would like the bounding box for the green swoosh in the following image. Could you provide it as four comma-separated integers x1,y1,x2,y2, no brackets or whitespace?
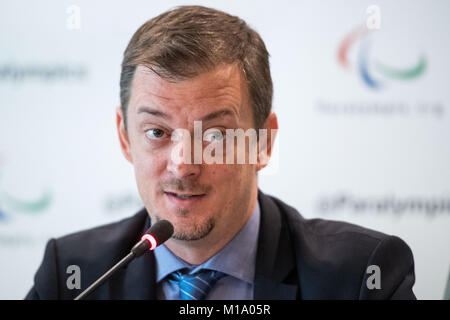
375,55,426,80
0,190,52,213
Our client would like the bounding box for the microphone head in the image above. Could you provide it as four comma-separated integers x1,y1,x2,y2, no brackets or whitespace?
144,219,174,247
132,219,174,257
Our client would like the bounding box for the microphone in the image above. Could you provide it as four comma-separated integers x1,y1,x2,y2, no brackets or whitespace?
74,219,174,300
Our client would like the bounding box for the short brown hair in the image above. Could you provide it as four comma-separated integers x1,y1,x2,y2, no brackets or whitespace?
120,5,272,130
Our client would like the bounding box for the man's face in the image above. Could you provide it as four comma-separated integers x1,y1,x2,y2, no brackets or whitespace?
117,63,264,242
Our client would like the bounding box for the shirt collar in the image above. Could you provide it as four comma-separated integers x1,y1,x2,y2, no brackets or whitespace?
154,200,261,284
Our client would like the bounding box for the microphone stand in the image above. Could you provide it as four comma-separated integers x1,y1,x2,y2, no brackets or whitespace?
74,252,135,300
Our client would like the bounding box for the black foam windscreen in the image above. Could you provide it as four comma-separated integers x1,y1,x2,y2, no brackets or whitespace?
145,220,174,245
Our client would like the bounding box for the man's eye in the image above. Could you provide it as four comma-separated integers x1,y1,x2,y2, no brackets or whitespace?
145,128,166,140
204,129,224,142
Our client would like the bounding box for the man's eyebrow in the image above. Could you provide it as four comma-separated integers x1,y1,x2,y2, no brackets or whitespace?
200,109,237,122
137,106,171,119
137,106,236,122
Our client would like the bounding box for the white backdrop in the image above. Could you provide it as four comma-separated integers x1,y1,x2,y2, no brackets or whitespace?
0,0,449,299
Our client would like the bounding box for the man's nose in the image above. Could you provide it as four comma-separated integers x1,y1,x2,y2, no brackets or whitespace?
166,141,201,179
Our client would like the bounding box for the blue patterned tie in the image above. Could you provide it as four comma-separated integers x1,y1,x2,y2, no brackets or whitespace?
169,269,226,300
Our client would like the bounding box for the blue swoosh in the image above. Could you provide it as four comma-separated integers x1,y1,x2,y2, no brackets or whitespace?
358,36,382,89
0,208,7,220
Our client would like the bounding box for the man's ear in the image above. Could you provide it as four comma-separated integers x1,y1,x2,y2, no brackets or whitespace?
257,112,278,171
116,106,133,163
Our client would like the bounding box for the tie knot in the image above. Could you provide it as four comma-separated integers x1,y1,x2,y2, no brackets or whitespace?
169,269,226,300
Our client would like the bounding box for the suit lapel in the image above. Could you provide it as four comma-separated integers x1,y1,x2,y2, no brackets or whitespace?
119,250,157,299
253,190,299,300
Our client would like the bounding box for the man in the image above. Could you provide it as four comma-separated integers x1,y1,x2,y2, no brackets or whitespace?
25,5,416,300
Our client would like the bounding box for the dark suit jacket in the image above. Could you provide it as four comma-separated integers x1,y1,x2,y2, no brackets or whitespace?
25,190,416,300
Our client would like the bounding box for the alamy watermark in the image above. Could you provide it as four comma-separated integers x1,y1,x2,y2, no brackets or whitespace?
66,5,81,30
366,5,381,30
166,121,278,167
366,265,381,290
66,265,81,290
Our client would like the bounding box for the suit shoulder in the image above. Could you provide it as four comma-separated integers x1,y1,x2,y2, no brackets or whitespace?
265,193,415,299
53,209,149,261
301,217,388,243
28,209,150,299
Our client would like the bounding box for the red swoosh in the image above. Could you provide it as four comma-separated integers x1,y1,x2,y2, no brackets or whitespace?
338,25,369,69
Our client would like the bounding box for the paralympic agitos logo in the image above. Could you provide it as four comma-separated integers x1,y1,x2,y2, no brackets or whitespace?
337,24,427,89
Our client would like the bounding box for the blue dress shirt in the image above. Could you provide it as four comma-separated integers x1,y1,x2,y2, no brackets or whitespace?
154,200,261,300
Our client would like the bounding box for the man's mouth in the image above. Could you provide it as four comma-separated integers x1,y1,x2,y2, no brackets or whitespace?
164,191,205,200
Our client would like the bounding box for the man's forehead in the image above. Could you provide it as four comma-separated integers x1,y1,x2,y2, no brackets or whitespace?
129,64,247,113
